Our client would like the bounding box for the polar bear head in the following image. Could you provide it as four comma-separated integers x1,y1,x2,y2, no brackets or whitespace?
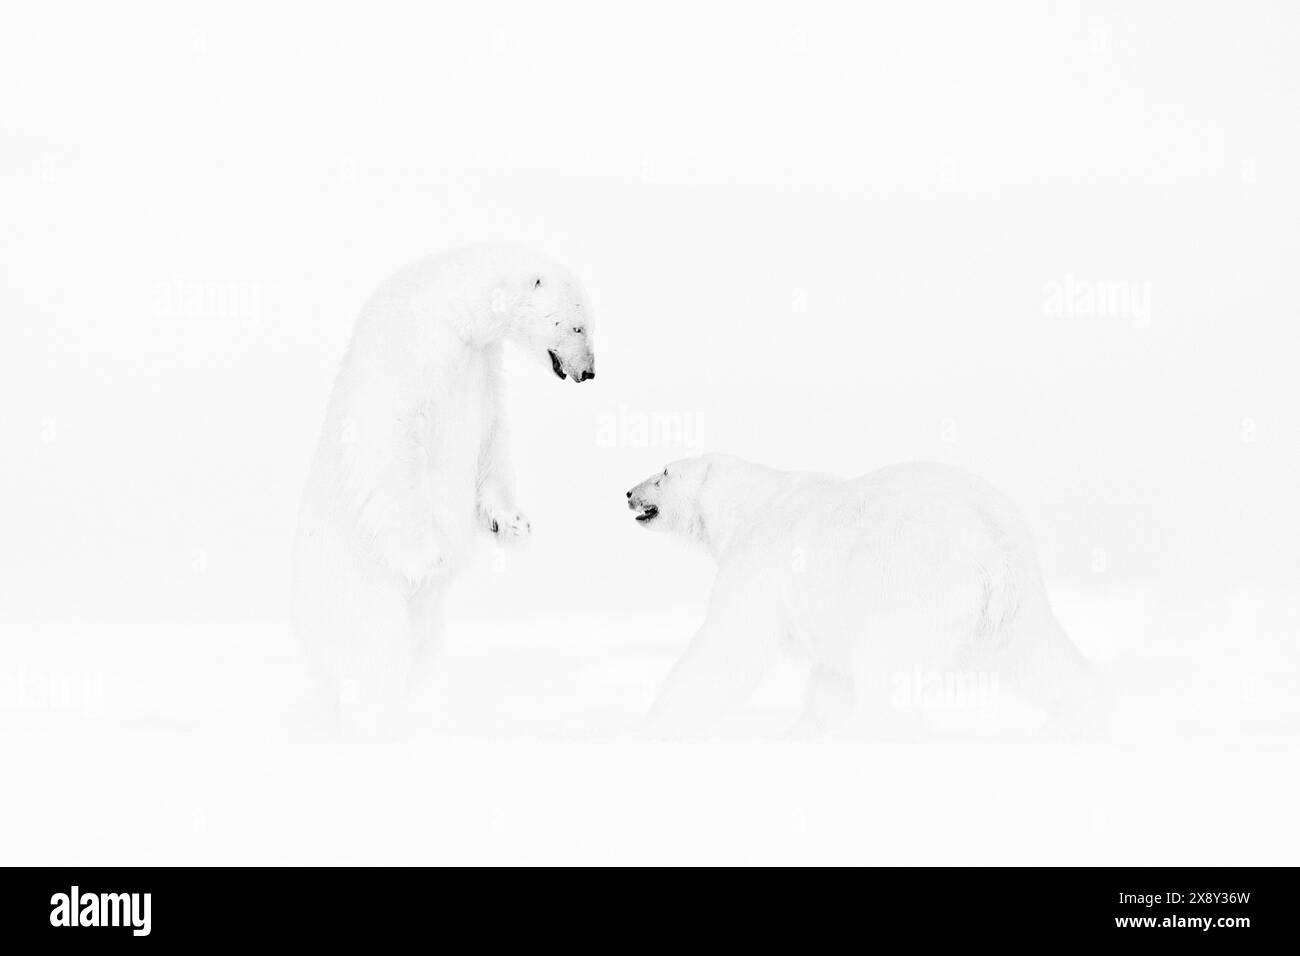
625,455,726,542
627,454,778,554
498,254,596,384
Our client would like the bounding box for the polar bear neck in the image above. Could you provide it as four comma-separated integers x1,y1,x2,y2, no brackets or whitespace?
431,242,562,348
693,459,798,559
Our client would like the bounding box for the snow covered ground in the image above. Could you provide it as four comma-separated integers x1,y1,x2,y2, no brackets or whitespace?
3,586,1296,866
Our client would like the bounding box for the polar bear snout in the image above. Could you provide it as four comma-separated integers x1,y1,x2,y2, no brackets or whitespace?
571,354,596,383
627,481,663,524
547,348,596,383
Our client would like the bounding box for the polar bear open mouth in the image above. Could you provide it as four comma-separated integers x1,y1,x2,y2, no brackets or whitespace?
634,505,659,523
547,350,566,380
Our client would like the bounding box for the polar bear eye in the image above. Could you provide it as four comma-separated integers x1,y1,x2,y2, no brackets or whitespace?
663,469,669,477
572,326,584,334
533,277,543,289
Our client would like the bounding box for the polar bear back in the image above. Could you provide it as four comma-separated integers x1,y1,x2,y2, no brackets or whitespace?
720,462,1047,668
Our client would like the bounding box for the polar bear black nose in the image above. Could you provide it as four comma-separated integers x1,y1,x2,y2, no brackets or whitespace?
626,490,632,498
579,369,595,382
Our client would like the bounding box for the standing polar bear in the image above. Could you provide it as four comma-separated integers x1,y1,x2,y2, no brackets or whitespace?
294,244,595,725
626,455,1095,736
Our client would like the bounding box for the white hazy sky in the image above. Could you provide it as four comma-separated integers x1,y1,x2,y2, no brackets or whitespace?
2,1,1297,624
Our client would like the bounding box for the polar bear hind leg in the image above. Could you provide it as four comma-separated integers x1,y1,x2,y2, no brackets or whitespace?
295,547,423,735
979,595,1108,734
406,582,446,699
334,577,420,735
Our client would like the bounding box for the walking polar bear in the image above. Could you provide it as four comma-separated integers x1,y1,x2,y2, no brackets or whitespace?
293,244,595,726
627,455,1096,736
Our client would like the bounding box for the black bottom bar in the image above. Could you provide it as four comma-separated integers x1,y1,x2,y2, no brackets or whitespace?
0,866,1290,945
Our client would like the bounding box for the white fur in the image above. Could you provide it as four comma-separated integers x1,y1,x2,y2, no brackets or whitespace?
626,455,1094,736
293,244,595,727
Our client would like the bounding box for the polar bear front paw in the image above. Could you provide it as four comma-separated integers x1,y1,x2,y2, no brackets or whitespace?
481,504,531,545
